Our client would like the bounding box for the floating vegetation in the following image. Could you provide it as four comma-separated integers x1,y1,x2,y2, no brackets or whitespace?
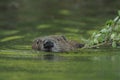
83,11,120,48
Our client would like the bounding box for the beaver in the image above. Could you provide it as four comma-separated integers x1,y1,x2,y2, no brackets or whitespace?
32,35,84,52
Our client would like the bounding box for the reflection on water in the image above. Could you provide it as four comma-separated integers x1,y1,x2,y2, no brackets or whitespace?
0,49,120,62
41,52,120,62
0,49,120,80
43,54,55,60
42,54,66,61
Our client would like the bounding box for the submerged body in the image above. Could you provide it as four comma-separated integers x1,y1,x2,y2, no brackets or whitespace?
32,35,84,52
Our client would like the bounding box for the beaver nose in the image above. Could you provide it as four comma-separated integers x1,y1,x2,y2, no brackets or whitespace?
44,41,54,49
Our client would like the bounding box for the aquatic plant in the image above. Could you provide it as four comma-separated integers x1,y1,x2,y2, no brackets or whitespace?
83,11,120,48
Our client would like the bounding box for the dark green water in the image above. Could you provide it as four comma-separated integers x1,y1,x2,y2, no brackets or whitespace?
0,0,120,80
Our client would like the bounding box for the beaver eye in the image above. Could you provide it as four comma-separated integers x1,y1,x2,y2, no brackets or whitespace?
57,38,60,41
36,40,42,44
37,41,39,44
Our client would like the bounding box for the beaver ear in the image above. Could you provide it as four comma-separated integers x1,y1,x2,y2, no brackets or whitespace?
36,40,39,44
37,39,42,44
61,35,67,41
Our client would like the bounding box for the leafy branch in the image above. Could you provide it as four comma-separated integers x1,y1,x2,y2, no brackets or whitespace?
83,11,120,49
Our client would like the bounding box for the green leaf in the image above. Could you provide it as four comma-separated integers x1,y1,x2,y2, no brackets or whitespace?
91,32,96,38
100,28,108,33
106,20,113,26
97,35,105,43
94,38,98,44
118,34,120,38
110,33,115,39
95,33,101,38
112,41,117,48
114,16,119,22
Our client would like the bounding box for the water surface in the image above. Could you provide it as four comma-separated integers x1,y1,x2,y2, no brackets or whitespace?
0,0,120,80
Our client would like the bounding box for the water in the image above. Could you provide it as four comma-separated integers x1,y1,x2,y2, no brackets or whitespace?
0,49,119,80
0,0,120,80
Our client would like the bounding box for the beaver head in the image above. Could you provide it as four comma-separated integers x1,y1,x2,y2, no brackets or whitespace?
32,35,84,52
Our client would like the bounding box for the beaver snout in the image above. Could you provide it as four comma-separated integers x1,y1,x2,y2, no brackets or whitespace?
43,41,54,49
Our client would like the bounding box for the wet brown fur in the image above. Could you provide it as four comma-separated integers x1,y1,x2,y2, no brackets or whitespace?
32,35,84,52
